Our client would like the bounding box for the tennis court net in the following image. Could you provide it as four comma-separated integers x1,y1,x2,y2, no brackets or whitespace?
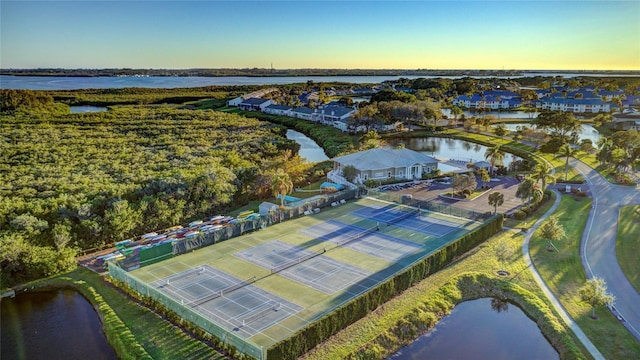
386,207,420,226
271,249,326,274
335,225,378,247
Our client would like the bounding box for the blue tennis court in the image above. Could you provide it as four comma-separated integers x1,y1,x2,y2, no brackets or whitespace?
300,220,423,261
352,205,465,237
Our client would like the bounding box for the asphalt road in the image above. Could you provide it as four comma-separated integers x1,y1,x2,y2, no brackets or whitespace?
573,159,640,341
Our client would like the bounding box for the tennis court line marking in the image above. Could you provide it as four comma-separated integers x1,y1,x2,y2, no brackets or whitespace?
362,196,483,224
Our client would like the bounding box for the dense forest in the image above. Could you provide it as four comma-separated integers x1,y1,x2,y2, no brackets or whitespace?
0,92,331,286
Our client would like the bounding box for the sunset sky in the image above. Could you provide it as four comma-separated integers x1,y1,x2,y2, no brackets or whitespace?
1,1,639,70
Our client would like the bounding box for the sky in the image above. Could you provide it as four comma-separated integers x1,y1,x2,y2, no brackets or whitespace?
1,1,639,70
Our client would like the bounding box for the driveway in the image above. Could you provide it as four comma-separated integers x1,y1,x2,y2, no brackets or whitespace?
573,158,640,341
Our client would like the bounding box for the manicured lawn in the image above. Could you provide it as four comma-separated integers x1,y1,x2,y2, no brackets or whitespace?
530,195,640,359
616,206,640,293
302,228,588,360
26,268,224,360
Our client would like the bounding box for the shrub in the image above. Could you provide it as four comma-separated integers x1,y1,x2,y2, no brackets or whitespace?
514,210,527,220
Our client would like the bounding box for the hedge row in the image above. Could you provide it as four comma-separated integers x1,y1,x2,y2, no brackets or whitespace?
348,273,584,360
237,111,355,157
267,214,503,360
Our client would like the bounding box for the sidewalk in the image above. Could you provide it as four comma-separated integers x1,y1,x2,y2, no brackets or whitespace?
521,189,604,360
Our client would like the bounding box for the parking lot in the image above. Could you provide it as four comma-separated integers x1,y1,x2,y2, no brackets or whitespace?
376,176,525,216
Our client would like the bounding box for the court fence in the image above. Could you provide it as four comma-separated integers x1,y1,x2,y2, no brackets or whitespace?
115,188,362,271
108,262,266,360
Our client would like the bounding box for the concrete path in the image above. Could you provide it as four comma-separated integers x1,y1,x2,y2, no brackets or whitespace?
521,189,605,360
572,158,640,342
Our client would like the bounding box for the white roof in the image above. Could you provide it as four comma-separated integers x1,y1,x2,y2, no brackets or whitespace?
333,148,438,170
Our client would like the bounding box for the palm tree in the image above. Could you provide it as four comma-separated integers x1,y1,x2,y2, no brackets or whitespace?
557,143,578,182
484,145,505,176
516,178,535,204
488,191,504,214
532,187,544,204
271,169,293,208
531,161,554,190
539,216,565,251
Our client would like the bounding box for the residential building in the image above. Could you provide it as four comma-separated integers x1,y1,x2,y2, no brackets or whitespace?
238,98,273,111
264,104,293,116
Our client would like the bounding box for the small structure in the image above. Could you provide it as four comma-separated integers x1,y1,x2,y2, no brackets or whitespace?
259,201,279,215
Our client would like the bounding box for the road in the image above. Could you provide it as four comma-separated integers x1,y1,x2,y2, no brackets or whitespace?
573,158,640,341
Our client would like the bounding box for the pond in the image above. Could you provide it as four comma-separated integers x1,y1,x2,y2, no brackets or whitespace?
69,105,108,113
495,122,602,143
389,298,559,360
1,289,117,360
286,129,329,163
387,137,520,167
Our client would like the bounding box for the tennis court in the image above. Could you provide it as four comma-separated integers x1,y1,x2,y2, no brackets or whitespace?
150,264,302,339
234,240,378,294
300,220,423,261
124,196,486,356
352,204,465,237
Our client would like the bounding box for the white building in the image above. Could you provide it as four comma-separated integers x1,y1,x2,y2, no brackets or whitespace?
332,148,439,183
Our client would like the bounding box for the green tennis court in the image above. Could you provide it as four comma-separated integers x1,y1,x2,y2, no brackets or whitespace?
128,196,484,352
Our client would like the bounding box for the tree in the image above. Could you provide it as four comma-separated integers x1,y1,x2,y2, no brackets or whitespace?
352,103,379,132
451,174,477,196
10,214,49,236
488,191,504,214
342,165,358,183
104,199,141,242
579,277,615,319
52,223,73,252
534,111,581,143
271,169,293,208
516,178,535,204
557,144,578,182
532,187,544,204
494,240,512,275
494,124,507,136
484,145,505,176
539,216,565,251
531,161,554,190
479,168,490,187
450,106,463,123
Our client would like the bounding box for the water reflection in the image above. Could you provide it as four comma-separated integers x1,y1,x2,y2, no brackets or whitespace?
1,290,117,360
285,129,329,162
389,298,559,360
387,137,519,165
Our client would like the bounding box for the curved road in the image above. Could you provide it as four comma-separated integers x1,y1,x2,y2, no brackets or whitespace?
572,158,640,341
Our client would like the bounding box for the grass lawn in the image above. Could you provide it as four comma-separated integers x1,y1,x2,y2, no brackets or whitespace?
616,205,640,293
302,228,588,360
24,268,224,360
530,195,640,358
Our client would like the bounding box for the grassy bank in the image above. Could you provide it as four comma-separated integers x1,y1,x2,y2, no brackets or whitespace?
616,205,640,293
19,268,224,360
301,228,588,360
530,195,640,358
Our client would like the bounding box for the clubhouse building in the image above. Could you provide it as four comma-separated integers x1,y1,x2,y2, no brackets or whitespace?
332,148,438,183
